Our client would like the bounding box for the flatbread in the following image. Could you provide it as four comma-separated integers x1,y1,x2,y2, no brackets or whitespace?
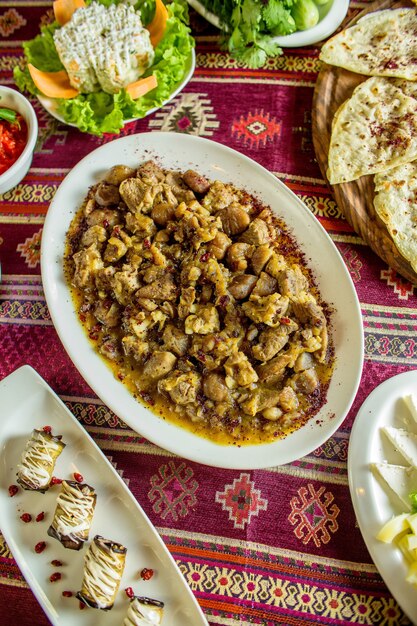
320,8,417,80
327,77,417,184
374,160,417,272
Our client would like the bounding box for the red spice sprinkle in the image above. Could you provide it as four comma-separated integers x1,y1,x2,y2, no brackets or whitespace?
103,219,109,228
79,313,86,323
20,513,32,523
50,476,62,486
200,252,210,262
143,238,151,249
51,560,63,567
36,511,45,522
73,472,83,483
62,591,73,598
35,541,46,554
140,568,154,581
8,485,19,497
42,425,52,434
50,572,62,583
280,317,291,325
125,587,135,599
117,372,125,381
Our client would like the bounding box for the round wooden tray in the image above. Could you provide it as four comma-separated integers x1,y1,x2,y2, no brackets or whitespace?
312,0,417,284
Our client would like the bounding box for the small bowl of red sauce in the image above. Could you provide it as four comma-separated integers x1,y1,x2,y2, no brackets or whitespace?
0,86,38,195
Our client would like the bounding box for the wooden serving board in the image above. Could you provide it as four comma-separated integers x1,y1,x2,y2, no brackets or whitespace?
312,0,417,284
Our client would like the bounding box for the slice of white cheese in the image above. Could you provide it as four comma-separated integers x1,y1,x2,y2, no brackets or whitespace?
371,462,417,510
404,394,417,425
382,426,417,469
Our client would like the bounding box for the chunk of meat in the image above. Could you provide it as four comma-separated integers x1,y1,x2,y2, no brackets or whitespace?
183,170,211,195
239,217,270,245
277,265,308,298
122,335,149,362
224,351,258,387
94,182,120,207
99,337,120,360
257,353,292,384
278,386,299,412
226,242,253,272
143,351,177,380
294,351,314,372
137,160,165,183
202,180,239,211
104,164,135,186
228,274,257,300
136,274,177,301
111,267,140,305
264,253,287,279
94,300,120,327
242,293,290,326
103,237,128,262
162,324,190,357
185,305,220,335
191,332,240,370
203,372,229,402
81,225,107,247
251,244,273,275
151,202,176,226
291,368,319,394
72,245,103,289
119,178,153,212
158,371,201,405
240,388,281,416
252,326,290,361
217,203,250,236
209,231,231,260
291,293,328,361
251,271,278,297
125,212,157,237
86,209,122,228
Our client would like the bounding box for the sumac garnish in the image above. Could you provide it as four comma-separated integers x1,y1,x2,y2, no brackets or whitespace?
49,572,62,583
35,541,46,554
140,568,154,581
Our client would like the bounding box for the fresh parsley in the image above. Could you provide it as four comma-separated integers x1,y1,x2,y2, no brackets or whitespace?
199,0,300,68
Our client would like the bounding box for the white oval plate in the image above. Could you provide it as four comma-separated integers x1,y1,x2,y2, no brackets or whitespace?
187,0,349,47
0,364,208,626
348,371,417,625
41,131,363,469
38,50,195,129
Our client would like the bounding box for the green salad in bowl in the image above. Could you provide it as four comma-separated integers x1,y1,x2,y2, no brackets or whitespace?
14,0,194,135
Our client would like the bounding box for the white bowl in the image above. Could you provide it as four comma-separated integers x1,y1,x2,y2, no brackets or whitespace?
0,86,38,195
187,0,349,48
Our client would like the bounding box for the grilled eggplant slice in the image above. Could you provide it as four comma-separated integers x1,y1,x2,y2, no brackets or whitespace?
16,429,66,492
77,535,127,610
48,480,96,550
124,596,165,625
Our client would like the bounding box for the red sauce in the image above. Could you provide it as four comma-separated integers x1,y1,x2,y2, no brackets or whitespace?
0,110,28,175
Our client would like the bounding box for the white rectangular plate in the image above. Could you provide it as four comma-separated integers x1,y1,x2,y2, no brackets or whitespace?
0,364,208,626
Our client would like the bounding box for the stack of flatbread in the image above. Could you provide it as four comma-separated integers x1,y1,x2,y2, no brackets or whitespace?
319,7,417,273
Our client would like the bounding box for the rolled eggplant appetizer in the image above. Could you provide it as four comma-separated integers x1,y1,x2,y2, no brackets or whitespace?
48,480,97,550
16,428,66,492
124,596,165,626
77,535,127,610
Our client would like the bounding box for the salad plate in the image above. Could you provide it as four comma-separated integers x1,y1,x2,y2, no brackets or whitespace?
41,131,363,469
187,0,349,47
0,364,209,626
348,370,417,625
37,49,196,129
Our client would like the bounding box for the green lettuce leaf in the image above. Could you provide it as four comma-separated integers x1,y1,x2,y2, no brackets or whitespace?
14,0,194,136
